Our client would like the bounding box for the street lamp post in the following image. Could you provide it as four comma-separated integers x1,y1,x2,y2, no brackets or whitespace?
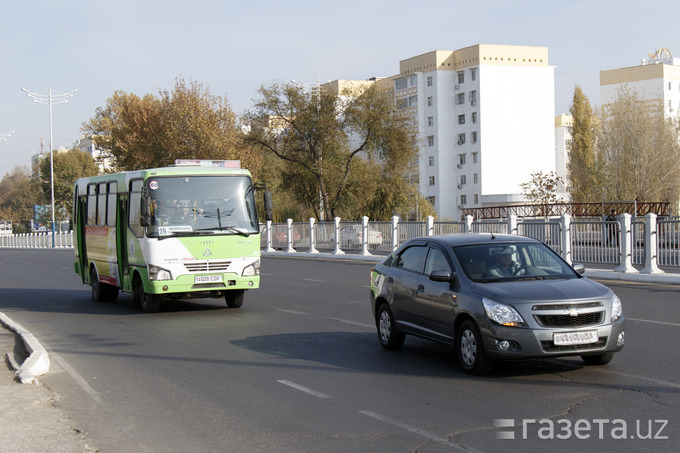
22,88,77,247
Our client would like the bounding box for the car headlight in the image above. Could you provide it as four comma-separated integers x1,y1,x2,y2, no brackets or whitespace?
242,260,260,277
148,264,172,281
482,298,526,327
611,295,622,322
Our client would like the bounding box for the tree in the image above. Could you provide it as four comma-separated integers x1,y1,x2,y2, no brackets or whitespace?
567,85,603,202
0,166,42,232
38,150,100,225
520,171,564,206
82,78,261,174
596,88,680,205
243,81,422,220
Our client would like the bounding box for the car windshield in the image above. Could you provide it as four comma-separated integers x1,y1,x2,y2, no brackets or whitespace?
452,242,578,283
146,175,258,238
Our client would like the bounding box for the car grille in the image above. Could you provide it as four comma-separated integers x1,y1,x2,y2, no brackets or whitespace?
541,337,607,352
534,311,604,327
183,261,232,273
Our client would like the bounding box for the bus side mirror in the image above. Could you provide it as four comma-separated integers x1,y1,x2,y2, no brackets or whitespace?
140,190,151,227
264,191,273,222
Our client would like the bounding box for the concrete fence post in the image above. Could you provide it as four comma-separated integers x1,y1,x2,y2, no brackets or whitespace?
392,216,399,251
615,213,637,273
331,217,344,255
284,218,296,253
360,216,371,256
641,213,662,274
307,218,319,254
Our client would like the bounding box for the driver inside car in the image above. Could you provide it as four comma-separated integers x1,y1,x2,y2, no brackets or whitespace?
484,246,525,278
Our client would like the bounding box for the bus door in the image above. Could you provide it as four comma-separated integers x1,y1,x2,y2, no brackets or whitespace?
116,194,131,291
76,195,88,284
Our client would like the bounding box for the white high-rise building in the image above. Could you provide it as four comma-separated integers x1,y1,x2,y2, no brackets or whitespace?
390,44,556,219
600,48,680,119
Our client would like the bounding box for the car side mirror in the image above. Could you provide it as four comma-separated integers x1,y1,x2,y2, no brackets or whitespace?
572,263,585,275
430,269,454,282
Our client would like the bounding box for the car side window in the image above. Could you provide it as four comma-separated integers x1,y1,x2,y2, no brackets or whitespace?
424,248,451,276
393,246,427,273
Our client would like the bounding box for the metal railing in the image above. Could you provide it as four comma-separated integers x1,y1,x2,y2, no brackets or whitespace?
5,215,680,272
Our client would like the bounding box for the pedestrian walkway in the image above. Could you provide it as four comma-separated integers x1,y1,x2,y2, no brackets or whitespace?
0,324,97,452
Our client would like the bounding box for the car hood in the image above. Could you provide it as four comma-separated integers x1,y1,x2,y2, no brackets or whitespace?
470,277,611,305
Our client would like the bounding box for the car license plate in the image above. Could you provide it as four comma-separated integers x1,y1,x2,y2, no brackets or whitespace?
194,275,223,283
553,330,599,345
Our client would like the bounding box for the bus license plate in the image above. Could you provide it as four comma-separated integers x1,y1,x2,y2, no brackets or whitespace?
194,275,223,283
553,330,598,346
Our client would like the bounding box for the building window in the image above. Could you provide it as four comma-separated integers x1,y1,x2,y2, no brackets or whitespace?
428,116,434,126
474,194,479,204
427,135,434,146
456,93,465,105
458,154,466,165
471,112,477,124
395,78,407,90
472,152,478,163
457,133,465,145
427,96,433,106
457,71,465,84
426,196,435,206
473,173,478,184
396,98,408,110
408,95,417,107
427,76,433,87
460,175,467,185
429,176,435,186
471,131,478,143
460,195,467,205
458,114,465,125
409,75,417,87
470,68,477,81
470,90,477,106
428,156,434,166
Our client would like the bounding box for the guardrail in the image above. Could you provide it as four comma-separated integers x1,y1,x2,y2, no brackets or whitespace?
3,214,678,272
261,214,680,273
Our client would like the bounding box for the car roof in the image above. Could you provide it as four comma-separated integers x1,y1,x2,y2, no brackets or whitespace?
405,233,540,247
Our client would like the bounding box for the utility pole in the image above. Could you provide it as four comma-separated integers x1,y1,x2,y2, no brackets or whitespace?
22,88,77,247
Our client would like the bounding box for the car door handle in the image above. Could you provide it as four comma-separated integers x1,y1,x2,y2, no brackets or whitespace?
417,284,425,292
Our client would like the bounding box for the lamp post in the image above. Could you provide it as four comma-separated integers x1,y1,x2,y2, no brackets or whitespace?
22,88,77,247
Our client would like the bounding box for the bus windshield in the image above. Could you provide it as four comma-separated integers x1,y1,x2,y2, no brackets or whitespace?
146,175,258,238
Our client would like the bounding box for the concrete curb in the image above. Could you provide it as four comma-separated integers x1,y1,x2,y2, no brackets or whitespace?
0,312,50,384
262,251,680,285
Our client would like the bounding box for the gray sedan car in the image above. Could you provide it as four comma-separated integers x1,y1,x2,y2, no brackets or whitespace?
369,234,625,374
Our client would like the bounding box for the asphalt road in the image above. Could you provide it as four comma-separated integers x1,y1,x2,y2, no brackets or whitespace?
0,249,678,452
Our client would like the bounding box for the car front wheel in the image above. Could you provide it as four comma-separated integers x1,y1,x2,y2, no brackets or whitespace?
581,353,614,365
377,304,405,350
456,320,493,374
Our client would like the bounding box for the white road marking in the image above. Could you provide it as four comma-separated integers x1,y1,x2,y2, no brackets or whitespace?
359,410,471,450
276,309,310,315
302,278,326,283
627,317,680,327
595,370,680,389
325,317,374,329
277,380,330,398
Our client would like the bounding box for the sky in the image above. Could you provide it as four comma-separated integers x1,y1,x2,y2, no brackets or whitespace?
1,0,679,177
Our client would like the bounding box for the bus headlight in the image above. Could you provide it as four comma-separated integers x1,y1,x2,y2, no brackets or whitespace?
242,261,260,277
149,264,172,281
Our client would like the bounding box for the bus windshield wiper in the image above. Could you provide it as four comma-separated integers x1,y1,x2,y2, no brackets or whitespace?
194,226,250,237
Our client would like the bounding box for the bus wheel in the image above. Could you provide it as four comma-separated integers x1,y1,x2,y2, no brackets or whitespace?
134,277,160,313
225,289,244,308
91,267,118,302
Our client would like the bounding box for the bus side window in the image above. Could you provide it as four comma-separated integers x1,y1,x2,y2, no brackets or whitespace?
129,179,143,237
107,182,117,227
87,184,97,225
97,183,107,226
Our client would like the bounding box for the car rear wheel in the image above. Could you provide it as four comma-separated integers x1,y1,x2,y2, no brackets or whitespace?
377,304,405,350
581,353,614,365
456,320,493,374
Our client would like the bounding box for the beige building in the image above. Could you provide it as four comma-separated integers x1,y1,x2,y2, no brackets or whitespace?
600,48,680,118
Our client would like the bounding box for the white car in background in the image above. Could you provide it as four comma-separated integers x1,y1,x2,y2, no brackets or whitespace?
334,225,383,249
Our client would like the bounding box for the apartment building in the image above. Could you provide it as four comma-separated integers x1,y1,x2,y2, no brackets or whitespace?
600,48,680,118
390,44,556,219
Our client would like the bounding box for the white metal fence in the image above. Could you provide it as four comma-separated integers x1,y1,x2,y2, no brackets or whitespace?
4,214,679,271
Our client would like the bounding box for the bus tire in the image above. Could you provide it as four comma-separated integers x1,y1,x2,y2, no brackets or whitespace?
91,267,103,302
134,277,160,313
225,289,244,308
